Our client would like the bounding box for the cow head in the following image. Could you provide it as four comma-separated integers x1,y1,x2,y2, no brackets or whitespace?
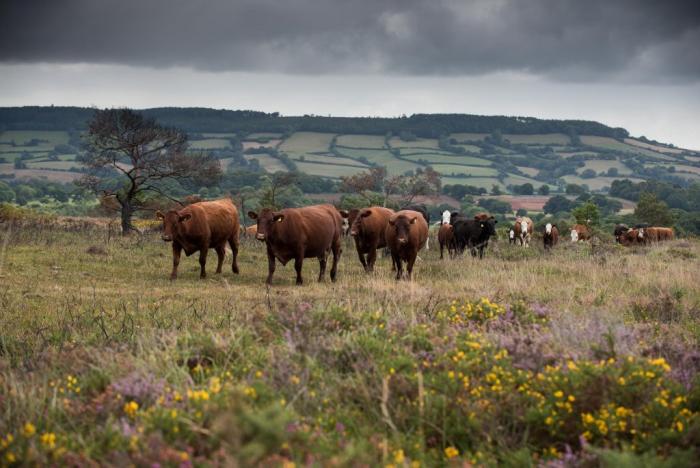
350,208,372,237
509,228,515,240
156,210,192,242
449,211,461,225
388,214,417,245
614,224,629,243
545,223,552,235
480,216,498,238
520,220,529,236
441,210,451,225
248,208,283,242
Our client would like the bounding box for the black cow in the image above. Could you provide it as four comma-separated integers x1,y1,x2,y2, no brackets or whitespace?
452,215,498,259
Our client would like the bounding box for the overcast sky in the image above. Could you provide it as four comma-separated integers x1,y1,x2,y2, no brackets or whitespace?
1,0,699,148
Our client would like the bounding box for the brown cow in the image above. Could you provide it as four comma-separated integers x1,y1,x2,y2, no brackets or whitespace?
244,224,258,237
620,228,643,246
156,199,240,280
570,224,591,242
349,206,395,272
438,223,454,259
638,227,674,244
385,210,429,280
543,222,559,250
248,204,343,285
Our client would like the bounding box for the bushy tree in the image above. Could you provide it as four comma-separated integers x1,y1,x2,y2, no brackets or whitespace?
635,193,673,226
538,185,550,195
543,195,575,214
572,202,600,226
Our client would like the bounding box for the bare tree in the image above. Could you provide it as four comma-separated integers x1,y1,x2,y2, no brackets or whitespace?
78,108,221,234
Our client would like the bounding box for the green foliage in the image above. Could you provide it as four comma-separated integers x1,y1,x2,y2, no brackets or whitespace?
544,195,575,214
635,193,674,226
572,202,600,226
538,185,550,195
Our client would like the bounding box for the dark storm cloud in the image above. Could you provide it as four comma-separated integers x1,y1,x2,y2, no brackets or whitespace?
1,0,699,81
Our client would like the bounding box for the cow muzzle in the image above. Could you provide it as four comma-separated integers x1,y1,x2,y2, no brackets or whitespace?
350,230,358,237
256,233,266,241
398,237,407,245
161,235,172,242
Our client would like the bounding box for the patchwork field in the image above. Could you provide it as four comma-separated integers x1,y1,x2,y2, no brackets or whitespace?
402,153,492,166
387,137,440,149
578,160,633,175
279,132,336,156
430,165,498,177
449,133,489,141
562,175,647,191
503,133,570,145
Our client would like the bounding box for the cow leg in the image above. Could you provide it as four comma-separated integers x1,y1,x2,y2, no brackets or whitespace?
318,250,328,282
294,255,304,285
215,244,225,274
356,244,368,272
330,239,341,282
366,242,379,272
266,246,276,285
406,252,418,280
439,241,444,260
170,243,182,280
199,246,209,279
228,236,240,274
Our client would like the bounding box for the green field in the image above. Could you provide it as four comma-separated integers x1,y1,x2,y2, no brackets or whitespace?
516,166,540,177
335,148,421,174
441,176,503,189
580,136,675,160
279,132,335,156
402,153,492,166
388,137,440,149
431,165,498,177
455,144,483,153
189,138,232,150
578,159,633,175
243,154,288,173
449,133,489,141
26,160,84,170
336,134,386,148
562,175,647,191
503,133,570,145
289,153,368,168
294,161,365,178
0,130,70,146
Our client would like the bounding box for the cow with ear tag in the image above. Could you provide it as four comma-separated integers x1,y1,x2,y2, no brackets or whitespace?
451,214,498,259
385,210,428,280
156,199,240,280
248,204,343,285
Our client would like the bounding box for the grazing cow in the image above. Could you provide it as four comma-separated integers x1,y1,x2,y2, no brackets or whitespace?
570,224,590,242
385,210,429,280
248,204,343,285
452,215,498,259
638,226,674,244
156,199,240,280
620,228,643,246
404,204,430,250
543,223,559,250
349,206,395,272
614,224,629,243
513,216,534,247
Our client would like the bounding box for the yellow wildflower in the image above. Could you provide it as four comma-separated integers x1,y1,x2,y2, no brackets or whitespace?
40,432,57,449
444,446,459,459
22,422,36,437
123,401,139,418
394,449,405,464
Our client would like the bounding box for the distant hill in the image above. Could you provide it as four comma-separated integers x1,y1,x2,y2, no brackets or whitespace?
1,106,698,194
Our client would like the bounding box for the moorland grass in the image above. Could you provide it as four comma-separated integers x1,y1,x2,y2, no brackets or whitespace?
0,223,699,465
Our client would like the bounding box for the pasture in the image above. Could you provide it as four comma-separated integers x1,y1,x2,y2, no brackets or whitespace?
335,134,386,148
1,220,699,466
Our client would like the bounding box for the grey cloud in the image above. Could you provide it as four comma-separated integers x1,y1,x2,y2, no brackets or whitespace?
1,0,698,81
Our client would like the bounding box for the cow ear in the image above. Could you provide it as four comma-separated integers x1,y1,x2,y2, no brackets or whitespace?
178,213,192,223
339,210,349,218
480,223,485,228
156,210,164,220
273,214,285,223
410,217,417,224
361,210,372,218
247,211,258,220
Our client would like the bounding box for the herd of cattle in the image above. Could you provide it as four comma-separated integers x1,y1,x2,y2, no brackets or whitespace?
155,199,675,284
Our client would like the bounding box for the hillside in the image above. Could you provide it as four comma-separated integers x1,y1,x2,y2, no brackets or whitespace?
1,107,698,195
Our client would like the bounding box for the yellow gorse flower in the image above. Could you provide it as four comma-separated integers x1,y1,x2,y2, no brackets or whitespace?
444,446,459,459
